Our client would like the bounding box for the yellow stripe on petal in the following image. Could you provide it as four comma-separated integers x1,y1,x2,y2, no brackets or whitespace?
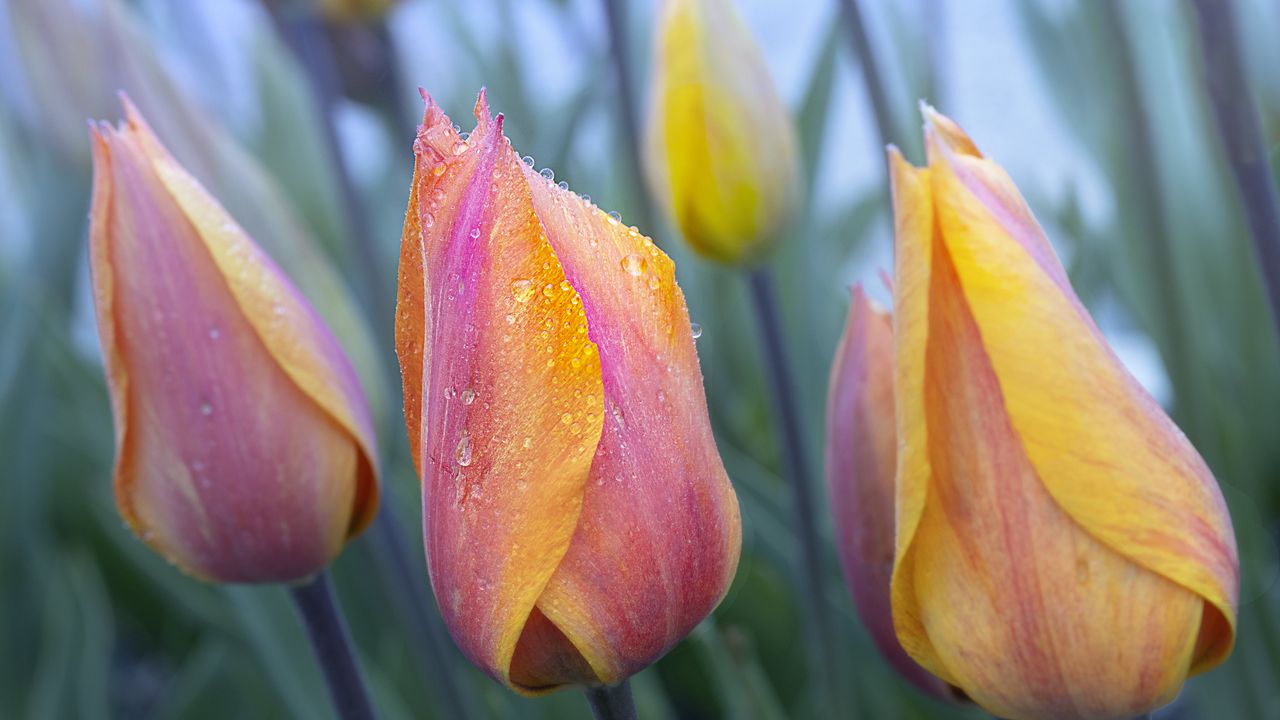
886,147,950,681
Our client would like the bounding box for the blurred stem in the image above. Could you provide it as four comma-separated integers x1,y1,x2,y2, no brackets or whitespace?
1098,3,1195,416
367,508,481,720
745,268,844,715
600,0,656,234
583,681,637,720
1190,0,1280,343
288,572,377,720
265,5,392,339
837,0,897,149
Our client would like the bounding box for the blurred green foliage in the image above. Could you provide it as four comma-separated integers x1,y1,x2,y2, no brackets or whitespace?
2,0,1279,718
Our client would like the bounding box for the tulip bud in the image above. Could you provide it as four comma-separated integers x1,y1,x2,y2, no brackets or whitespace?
825,286,954,700
88,98,380,583
644,0,799,264
887,107,1238,719
395,90,741,694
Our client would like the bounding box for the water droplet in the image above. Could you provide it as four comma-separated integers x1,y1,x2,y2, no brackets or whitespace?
470,227,481,239
522,436,533,449
540,167,555,181
200,402,213,417
522,155,535,167
657,390,667,403
648,275,660,290
560,412,573,425
453,141,468,155
557,181,569,190
511,279,536,303
424,213,435,228
505,314,516,324
542,283,555,298
582,194,591,204
570,422,582,435
455,433,472,467
208,327,220,340
621,254,647,276
607,211,621,225
461,388,476,405
691,322,703,339
459,131,471,141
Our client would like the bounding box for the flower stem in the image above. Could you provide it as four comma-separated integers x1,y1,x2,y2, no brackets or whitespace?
288,572,377,720
583,681,638,720
1190,0,1280,343
746,267,843,714
836,0,897,150
599,0,656,235
368,508,480,719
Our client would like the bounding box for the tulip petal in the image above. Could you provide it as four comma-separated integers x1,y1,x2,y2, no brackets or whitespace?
89,118,369,582
922,114,1238,672
115,99,380,534
826,286,952,698
395,91,605,689
522,165,742,685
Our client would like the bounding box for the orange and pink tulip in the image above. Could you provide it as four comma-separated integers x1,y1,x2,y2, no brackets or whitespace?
88,99,380,584
887,107,1238,719
395,90,741,694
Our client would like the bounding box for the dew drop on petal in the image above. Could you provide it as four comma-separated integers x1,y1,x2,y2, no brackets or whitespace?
461,388,476,405
621,254,647,276
560,412,573,425
540,167,555,181
200,402,213,417
208,327,220,341
691,322,703,339
470,227,482,239
455,433,472,467
511,279,536,303
557,181,569,190
607,211,621,225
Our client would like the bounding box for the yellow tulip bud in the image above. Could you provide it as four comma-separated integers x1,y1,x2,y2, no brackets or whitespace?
645,0,799,264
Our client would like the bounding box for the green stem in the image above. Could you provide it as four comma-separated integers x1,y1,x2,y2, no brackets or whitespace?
745,268,843,715
1190,0,1280,343
287,572,377,720
599,0,656,235
584,681,638,720
836,0,897,150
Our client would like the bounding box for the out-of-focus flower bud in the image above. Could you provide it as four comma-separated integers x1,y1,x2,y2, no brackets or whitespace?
88,98,380,583
888,107,1238,719
395,89,741,694
825,286,954,700
644,0,799,264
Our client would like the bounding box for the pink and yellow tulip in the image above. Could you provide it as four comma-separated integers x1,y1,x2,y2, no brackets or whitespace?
888,107,1238,719
395,90,741,694
825,286,953,700
645,0,798,264
88,99,380,583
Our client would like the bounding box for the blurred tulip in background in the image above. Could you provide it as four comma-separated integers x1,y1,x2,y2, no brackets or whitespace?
88,99,381,583
644,0,799,264
825,285,955,701
887,107,1239,719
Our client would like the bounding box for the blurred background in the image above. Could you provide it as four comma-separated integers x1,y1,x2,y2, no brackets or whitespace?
3,0,1280,717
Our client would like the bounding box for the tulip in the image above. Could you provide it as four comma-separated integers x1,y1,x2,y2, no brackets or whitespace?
88,98,380,584
887,107,1238,719
395,89,741,694
825,286,954,700
644,0,799,264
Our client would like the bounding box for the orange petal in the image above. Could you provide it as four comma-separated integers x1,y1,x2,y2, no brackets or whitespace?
395,91,604,689
397,91,741,693
523,159,741,686
88,101,378,583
